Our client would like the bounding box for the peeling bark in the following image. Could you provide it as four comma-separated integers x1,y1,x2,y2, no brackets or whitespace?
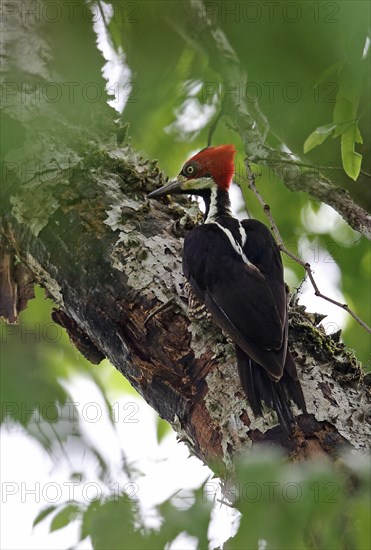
0,236,35,323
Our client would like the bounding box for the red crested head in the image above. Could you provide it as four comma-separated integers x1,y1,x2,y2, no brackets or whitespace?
147,144,237,200
181,144,236,190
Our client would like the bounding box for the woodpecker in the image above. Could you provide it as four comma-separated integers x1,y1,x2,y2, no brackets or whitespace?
148,145,306,433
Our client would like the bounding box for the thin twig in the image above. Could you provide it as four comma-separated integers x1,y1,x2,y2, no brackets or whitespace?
238,161,371,335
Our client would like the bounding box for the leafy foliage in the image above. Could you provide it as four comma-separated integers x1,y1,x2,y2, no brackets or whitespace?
31,447,369,550
229,450,370,550
304,61,366,180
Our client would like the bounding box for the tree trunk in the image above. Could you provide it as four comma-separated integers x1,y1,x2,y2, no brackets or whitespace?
1,0,370,477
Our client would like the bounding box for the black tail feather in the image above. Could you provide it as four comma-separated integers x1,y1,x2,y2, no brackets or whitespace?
281,350,307,414
235,346,306,434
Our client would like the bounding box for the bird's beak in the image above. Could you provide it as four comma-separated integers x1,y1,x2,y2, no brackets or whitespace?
147,176,186,199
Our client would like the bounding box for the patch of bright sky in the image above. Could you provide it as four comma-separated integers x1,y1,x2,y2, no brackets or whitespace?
184,79,203,96
297,235,347,332
229,184,247,220
1,428,88,550
362,36,370,59
165,97,216,138
301,203,341,234
302,202,361,246
299,202,360,330
92,1,132,112
165,78,217,138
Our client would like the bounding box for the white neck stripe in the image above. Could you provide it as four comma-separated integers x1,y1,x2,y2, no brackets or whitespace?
213,222,257,269
205,188,219,223
239,223,247,247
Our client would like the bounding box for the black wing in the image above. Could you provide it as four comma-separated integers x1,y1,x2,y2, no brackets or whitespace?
183,222,287,380
241,219,287,327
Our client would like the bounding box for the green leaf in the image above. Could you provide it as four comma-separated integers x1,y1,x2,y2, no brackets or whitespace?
341,123,363,180
32,505,57,528
50,503,80,533
354,124,363,144
315,60,343,84
157,483,212,549
80,500,101,542
86,498,145,549
303,123,337,153
333,65,362,137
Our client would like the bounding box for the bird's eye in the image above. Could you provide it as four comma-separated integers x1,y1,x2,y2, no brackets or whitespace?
185,164,195,175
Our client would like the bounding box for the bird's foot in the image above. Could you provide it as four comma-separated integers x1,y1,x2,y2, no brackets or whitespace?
184,281,211,322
